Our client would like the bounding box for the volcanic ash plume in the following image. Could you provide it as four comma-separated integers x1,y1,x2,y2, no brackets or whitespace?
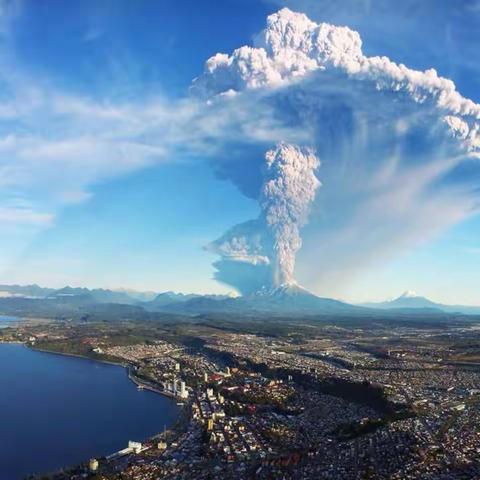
198,8,480,295
261,143,320,286
208,143,320,293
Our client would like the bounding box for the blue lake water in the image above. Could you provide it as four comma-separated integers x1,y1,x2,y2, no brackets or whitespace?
0,343,179,479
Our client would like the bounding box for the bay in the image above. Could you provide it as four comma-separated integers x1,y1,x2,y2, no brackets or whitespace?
0,343,178,479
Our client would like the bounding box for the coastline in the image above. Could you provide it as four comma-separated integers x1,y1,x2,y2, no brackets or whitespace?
0,341,182,479
26,345,188,471
28,344,128,368
0,340,181,400
27,344,182,402
127,368,180,400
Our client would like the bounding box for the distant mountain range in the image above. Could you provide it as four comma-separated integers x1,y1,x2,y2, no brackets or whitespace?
0,284,478,317
47,286,138,305
361,291,480,315
0,282,362,316
146,283,363,315
0,285,160,305
0,284,56,298
146,291,235,309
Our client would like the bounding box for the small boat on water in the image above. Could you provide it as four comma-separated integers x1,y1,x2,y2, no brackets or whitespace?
137,385,144,390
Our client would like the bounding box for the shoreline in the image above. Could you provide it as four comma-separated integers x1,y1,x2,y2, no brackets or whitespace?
1,341,184,404
127,369,179,399
25,344,183,403
0,340,183,479
28,344,129,368
26,345,188,471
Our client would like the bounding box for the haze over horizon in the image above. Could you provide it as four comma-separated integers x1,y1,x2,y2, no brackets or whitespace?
1,0,480,305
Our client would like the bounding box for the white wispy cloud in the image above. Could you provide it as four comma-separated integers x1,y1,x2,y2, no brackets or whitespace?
0,205,54,226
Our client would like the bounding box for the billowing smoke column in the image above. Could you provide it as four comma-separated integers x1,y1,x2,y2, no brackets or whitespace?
208,142,320,293
261,143,320,286
196,8,480,296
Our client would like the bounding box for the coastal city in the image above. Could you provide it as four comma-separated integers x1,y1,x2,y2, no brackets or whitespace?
2,315,480,480
1,1,480,480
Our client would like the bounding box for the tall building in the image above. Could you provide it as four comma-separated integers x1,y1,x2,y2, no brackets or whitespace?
89,458,99,472
207,418,214,431
179,381,188,399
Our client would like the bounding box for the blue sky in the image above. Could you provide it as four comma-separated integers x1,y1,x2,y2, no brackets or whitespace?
1,0,480,304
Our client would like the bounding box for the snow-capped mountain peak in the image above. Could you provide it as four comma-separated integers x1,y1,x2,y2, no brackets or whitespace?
400,290,419,299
